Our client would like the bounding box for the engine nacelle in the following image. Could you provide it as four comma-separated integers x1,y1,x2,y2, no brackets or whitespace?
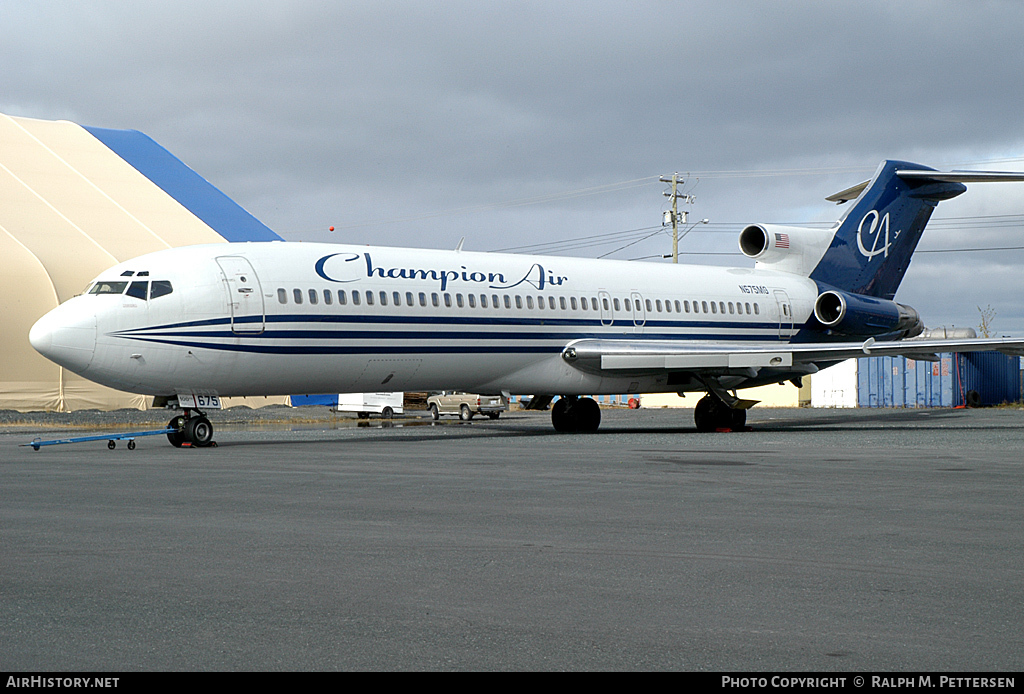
738,224,835,276
814,289,924,338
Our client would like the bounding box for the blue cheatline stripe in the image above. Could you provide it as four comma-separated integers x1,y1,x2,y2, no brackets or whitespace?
83,125,283,243
115,336,561,355
112,312,784,334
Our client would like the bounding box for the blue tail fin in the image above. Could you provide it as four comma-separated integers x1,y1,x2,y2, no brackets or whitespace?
809,160,966,299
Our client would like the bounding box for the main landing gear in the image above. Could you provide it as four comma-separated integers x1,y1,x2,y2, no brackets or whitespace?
693,395,748,433
551,396,601,433
166,410,215,448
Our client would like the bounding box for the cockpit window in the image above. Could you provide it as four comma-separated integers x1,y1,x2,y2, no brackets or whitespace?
150,281,173,299
126,281,148,300
89,281,129,295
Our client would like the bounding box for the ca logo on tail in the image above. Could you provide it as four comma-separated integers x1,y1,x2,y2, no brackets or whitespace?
857,210,895,260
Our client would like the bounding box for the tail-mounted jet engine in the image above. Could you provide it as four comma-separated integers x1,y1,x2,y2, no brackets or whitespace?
813,289,923,338
738,224,835,276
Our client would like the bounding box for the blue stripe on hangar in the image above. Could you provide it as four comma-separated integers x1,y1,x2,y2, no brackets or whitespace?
83,125,283,243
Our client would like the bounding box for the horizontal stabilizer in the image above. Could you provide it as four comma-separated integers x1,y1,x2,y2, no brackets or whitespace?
896,169,1024,183
826,169,1024,204
825,180,869,204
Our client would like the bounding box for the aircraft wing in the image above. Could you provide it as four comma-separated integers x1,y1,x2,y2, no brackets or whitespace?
561,336,1024,373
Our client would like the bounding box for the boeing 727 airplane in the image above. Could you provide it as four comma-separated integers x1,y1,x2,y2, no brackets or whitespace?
28,160,1024,446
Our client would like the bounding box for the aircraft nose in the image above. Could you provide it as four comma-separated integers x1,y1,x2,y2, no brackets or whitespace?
29,303,97,374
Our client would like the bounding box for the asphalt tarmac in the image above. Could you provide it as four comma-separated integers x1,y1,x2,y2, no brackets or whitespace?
3,406,1023,671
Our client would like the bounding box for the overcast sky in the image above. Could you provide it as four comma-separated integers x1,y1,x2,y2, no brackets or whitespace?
3,1,1023,333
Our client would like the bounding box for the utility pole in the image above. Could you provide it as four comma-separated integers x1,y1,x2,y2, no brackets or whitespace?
660,173,694,263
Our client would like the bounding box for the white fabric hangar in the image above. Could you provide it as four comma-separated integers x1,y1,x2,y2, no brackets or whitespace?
1,112,282,411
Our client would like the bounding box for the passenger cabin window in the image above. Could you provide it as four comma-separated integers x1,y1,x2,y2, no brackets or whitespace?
293,288,303,304
278,288,287,304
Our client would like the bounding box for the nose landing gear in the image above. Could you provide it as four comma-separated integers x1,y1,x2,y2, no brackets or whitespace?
167,410,216,448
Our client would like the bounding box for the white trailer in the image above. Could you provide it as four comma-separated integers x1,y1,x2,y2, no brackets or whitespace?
336,392,404,419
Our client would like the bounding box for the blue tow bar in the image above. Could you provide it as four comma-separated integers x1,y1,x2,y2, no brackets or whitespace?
22,428,176,451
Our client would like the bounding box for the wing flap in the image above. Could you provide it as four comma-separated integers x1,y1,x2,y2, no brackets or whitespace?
565,336,1024,373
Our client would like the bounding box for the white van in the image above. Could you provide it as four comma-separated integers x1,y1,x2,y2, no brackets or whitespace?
336,392,404,419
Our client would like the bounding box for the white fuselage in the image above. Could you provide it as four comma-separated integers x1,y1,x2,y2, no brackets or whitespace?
30,241,819,399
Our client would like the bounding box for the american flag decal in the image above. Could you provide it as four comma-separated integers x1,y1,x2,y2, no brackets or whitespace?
775,232,790,249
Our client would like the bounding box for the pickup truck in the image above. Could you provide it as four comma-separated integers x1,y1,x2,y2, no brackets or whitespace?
427,392,506,420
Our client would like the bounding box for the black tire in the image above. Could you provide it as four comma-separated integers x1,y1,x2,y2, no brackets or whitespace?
574,397,601,433
730,408,747,430
186,416,214,447
694,396,718,432
487,412,500,420
382,406,393,419
108,439,116,450
965,390,981,408
127,440,136,450
551,397,575,432
460,404,473,421
430,404,440,420
167,415,187,448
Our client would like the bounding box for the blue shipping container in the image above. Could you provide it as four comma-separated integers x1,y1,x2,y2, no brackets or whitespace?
857,352,1021,408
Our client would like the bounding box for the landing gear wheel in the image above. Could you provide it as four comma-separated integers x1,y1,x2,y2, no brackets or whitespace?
185,416,214,447
574,397,601,432
167,415,187,448
694,396,746,432
551,397,601,433
551,397,575,432
460,404,473,421
730,408,747,430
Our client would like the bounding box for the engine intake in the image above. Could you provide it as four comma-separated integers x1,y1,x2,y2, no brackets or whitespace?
814,290,923,338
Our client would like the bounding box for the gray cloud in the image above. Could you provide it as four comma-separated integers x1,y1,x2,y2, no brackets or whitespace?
3,0,1023,332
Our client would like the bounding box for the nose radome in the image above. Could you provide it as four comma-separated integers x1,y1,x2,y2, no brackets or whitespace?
29,303,97,374
28,314,53,355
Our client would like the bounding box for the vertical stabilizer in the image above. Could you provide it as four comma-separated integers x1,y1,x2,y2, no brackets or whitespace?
809,160,966,299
